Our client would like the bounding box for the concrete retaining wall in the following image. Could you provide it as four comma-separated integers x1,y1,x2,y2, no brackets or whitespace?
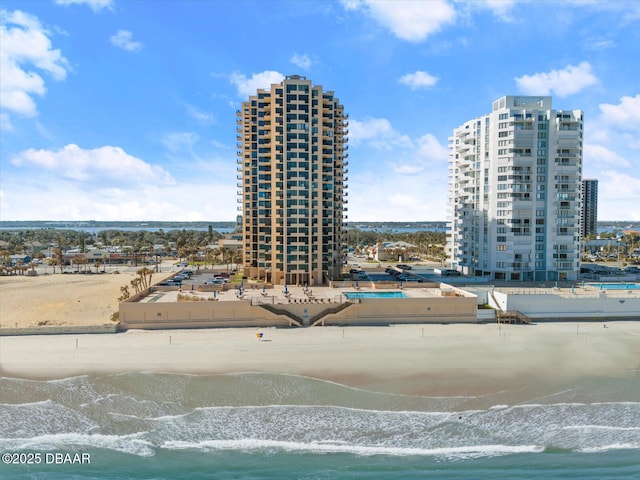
119,299,296,330
0,324,118,336
317,296,477,326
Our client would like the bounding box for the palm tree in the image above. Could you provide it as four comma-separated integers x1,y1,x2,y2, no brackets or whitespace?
118,285,131,302
130,277,142,294
0,249,10,267
136,267,153,289
54,235,65,274
211,248,220,266
219,247,228,270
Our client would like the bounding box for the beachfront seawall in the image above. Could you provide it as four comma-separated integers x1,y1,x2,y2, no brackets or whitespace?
118,292,478,330
314,297,477,325
0,324,118,336
119,299,299,330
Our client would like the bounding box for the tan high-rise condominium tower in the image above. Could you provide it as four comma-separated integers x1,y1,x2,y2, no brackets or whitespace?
236,75,348,286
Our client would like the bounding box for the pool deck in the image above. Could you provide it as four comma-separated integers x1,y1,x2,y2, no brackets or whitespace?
121,278,640,330
138,283,446,304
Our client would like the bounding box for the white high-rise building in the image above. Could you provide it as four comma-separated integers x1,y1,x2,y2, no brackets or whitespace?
447,96,583,282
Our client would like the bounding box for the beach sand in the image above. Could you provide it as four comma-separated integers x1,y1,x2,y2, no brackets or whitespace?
0,271,140,328
1,322,638,403
1,272,639,402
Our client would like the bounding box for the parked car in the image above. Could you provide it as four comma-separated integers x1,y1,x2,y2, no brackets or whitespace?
441,269,461,276
397,264,412,270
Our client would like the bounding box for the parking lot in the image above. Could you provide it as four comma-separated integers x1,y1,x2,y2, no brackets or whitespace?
156,269,238,288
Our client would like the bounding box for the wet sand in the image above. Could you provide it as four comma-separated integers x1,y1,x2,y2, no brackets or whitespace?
1,322,638,400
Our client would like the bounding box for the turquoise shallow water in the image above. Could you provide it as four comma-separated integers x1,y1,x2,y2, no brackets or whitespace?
343,291,407,299
590,283,640,290
1,372,639,479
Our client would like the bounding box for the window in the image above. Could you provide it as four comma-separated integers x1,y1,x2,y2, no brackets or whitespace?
497,245,507,251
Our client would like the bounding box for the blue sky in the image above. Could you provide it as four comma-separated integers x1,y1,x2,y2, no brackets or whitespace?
1,0,639,222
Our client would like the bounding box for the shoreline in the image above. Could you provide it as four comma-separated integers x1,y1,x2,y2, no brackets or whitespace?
2,322,639,401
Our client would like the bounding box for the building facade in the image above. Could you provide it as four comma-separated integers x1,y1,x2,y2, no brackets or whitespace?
236,75,348,286
448,96,583,281
581,179,598,239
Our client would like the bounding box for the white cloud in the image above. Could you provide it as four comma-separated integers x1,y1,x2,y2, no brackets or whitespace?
0,10,70,120
390,133,448,175
186,104,214,123
229,70,285,98
598,94,640,135
349,117,413,150
479,0,516,22
598,171,640,221
10,144,175,185
342,0,456,42
345,117,450,220
110,30,143,52
162,132,199,154
514,62,598,97
55,0,113,12
2,145,240,221
398,70,438,90
0,112,12,131
290,53,312,70
583,143,630,168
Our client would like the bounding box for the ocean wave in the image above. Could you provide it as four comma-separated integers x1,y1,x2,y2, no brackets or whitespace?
0,399,53,408
161,438,544,458
563,425,640,431
579,442,640,453
0,432,155,457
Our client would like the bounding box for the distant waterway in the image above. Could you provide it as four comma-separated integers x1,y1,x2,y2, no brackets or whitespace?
0,225,236,234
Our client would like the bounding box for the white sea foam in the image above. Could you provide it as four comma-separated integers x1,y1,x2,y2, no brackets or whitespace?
579,442,640,453
563,425,640,431
0,399,53,408
161,438,543,458
1,432,155,457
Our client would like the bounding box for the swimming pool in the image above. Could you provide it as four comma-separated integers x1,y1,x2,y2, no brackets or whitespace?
590,283,640,290
343,291,408,299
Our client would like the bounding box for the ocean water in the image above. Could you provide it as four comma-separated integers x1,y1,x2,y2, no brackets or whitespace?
1,372,639,479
